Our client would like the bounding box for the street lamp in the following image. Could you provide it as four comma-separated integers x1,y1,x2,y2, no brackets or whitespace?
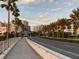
0,0,20,51
7,0,10,48
0,0,10,51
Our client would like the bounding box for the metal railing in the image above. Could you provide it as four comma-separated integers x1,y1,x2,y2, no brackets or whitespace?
0,37,20,54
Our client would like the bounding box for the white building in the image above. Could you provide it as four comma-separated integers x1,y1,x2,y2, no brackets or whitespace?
21,20,30,36
32,25,44,32
64,24,74,34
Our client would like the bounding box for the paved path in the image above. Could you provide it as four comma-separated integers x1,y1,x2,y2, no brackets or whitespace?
5,38,41,59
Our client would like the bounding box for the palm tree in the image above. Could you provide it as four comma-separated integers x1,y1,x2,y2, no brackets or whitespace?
12,18,22,37
12,2,20,17
11,1,21,36
0,0,19,35
56,18,67,38
50,23,56,37
0,0,19,47
72,8,79,20
65,19,72,37
42,25,49,37
66,19,71,30
70,8,79,37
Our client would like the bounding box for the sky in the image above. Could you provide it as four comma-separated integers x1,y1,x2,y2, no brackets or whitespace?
0,0,79,26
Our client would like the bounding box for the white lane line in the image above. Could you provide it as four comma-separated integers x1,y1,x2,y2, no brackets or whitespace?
34,40,79,57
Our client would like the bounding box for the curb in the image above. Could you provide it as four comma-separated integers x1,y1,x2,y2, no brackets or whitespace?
0,39,20,59
26,38,72,59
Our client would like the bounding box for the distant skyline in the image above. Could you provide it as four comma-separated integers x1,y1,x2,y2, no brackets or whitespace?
0,0,79,26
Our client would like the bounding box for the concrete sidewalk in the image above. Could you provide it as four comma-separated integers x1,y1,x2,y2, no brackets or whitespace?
4,37,41,59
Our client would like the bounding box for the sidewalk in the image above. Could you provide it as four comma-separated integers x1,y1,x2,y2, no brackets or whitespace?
4,37,41,59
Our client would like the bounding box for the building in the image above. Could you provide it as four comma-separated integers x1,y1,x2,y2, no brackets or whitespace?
0,27,7,35
0,22,16,36
0,22,7,35
32,25,44,32
21,20,30,36
0,20,30,36
22,20,30,31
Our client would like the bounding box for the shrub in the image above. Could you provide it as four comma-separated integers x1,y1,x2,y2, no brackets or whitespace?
0,35,6,41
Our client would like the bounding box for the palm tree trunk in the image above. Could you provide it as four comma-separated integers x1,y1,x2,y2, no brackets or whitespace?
57,32,59,39
15,26,18,37
52,32,54,37
62,32,64,39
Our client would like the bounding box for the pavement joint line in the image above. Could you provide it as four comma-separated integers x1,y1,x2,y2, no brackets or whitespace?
0,38,20,59
26,38,71,59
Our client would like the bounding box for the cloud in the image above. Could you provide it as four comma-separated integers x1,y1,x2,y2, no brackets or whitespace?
37,14,52,22
62,2,73,6
18,0,54,4
49,0,53,3
51,8,61,12
20,15,52,26
19,0,36,4
72,0,79,3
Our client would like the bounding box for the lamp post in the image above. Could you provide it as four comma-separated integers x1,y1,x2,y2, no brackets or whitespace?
0,0,10,51
7,0,10,48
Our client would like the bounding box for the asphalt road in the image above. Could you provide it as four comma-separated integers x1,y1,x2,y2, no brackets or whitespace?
31,37,79,59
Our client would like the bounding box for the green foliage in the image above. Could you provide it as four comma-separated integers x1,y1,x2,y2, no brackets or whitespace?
1,4,7,8
12,18,22,26
0,0,20,17
0,0,20,37
12,11,20,17
0,35,6,41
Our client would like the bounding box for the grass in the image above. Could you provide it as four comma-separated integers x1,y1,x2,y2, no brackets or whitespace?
40,36,79,44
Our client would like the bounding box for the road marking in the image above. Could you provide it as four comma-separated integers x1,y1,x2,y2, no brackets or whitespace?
33,40,79,58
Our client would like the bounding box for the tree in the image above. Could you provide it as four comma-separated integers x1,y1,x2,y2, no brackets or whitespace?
12,18,22,36
0,0,19,47
0,0,19,35
50,23,56,37
70,8,79,35
56,18,67,38
66,19,71,30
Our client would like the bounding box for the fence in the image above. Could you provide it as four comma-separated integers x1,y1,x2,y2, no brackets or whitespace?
0,37,19,54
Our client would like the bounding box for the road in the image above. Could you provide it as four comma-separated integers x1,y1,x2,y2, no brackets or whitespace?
31,37,79,59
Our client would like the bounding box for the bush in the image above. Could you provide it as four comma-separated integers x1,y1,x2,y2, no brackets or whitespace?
9,33,15,38
0,35,6,41
0,32,15,41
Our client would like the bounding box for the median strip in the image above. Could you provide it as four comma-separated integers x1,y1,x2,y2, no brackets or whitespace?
26,38,72,59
